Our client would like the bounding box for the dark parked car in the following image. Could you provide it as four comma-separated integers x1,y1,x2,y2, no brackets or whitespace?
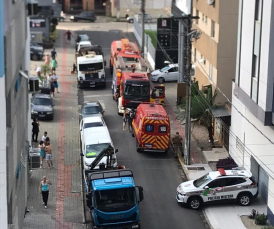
31,94,54,120
70,12,96,22
79,102,104,122
30,42,44,60
75,34,90,51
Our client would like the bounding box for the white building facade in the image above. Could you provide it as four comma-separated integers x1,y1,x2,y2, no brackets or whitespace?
230,0,274,224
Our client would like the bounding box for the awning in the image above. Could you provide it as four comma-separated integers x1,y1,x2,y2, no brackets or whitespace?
212,106,230,118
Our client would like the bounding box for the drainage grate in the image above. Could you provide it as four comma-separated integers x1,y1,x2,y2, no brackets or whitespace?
187,167,205,171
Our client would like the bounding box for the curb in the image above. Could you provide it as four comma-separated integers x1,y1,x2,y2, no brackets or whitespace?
175,149,214,229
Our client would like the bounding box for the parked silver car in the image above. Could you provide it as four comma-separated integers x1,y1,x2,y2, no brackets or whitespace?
150,64,179,84
127,13,152,23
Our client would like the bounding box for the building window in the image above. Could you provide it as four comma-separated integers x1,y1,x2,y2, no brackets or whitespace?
205,16,207,24
194,48,196,62
251,55,259,102
255,0,262,21
211,20,215,37
196,10,199,24
202,14,204,22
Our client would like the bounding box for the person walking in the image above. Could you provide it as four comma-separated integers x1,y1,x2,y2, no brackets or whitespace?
41,132,47,142
32,118,39,143
38,141,45,168
51,48,57,59
51,57,58,74
44,54,50,66
123,109,129,131
127,109,135,132
172,132,183,158
64,30,73,44
51,74,59,93
45,141,54,169
39,176,52,209
50,78,55,97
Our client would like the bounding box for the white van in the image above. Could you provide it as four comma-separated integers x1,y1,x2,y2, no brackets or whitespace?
80,126,117,171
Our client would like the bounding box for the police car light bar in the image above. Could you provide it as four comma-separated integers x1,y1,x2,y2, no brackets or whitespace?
218,168,226,176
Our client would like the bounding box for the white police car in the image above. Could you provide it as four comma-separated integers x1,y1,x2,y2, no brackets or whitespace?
176,168,258,209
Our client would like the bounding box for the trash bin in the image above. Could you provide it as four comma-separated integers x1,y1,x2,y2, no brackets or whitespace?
29,77,39,92
29,148,41,169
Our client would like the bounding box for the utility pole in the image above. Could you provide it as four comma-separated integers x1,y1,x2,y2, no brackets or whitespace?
140,0,145,57
117,0,120,20
174,1,200,165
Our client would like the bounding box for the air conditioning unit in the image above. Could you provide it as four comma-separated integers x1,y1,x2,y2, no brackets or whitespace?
207,0,215,5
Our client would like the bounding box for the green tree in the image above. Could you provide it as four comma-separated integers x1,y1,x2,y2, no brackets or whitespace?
179,81,216,146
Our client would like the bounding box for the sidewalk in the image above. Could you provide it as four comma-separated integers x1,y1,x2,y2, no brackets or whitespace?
163,84,267,229
23,30,86,229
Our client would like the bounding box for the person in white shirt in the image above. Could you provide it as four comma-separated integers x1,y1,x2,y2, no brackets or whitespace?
42,132,48,142
51,74,59,93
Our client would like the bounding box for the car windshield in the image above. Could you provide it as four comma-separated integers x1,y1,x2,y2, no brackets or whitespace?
95,188,137,212
124,84,150,97
85,143,110,158
80,35,89,41
79,62,103,71
160,66,170,72
33,98,52,106
83,122,103,129
83,106,100,115
193,173,212,187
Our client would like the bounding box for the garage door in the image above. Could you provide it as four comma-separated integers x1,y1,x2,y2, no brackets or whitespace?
251,156,269,204
259,166,269,204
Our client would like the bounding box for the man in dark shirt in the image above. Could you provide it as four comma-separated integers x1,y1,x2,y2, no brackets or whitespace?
51,48,57,59
64,30,73,44
32,118,40,143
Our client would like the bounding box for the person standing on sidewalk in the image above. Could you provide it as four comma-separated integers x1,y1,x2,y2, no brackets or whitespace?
51,48,57,59
172,132,183,158
41,131,47,142
64,30,73,44
45,141,54,169
32,118,39,143
51,73,59,93
39,176,52,209
38,141,45,168
51,57,58,74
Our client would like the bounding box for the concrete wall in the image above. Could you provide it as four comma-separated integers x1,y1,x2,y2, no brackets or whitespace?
4,0,30,228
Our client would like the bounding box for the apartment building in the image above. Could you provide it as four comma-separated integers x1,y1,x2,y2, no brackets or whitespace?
111,0,172,18
230,0,274,224
2,0,31,228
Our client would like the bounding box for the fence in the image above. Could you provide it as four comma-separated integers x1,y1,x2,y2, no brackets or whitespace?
133,19,156,70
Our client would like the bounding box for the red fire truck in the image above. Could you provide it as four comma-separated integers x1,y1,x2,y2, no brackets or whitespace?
110,38,151,114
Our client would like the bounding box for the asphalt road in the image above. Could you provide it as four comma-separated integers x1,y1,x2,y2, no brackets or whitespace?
72,24,208,229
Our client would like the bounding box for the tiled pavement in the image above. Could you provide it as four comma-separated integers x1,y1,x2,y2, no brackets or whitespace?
23,30,85,229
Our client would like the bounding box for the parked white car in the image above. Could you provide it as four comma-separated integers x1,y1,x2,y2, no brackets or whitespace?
150,64,179,84
176,168,258,210
77,41,92,52
79,116,106,140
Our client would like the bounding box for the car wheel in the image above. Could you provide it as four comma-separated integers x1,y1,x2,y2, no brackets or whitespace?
129,19,134,23
157,77,165,84
31,54,38,61
147,19,151,23
187,196,202,210
237,193,252,206
59,18,64,22
74,19,78,22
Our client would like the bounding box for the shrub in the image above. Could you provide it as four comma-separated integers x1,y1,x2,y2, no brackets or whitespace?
216,157,238,170
249,209,259,219
262,226,274,229
255,213,268,225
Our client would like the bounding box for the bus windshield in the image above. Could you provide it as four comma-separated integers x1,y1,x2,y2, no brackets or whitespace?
79,62,103,72
95,187,137,212
124,84,150,97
